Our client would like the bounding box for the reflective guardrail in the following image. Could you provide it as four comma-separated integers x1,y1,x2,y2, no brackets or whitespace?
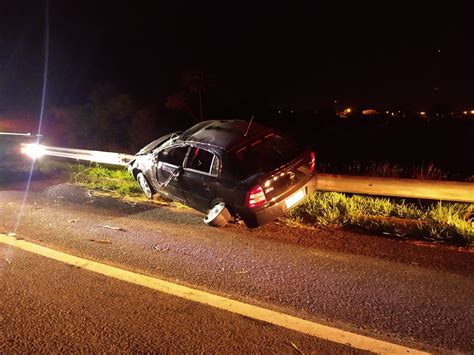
317,174,474,203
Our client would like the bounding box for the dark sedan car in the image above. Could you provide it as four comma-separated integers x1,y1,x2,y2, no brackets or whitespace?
128,120,317,227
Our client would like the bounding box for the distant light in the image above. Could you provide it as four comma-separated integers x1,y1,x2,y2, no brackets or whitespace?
345,108,351,113
463,111,468,115
419,111,426,116
21,143,45,160
278,110,282,114
386,111,390,114
362,109,378,115
471,110,474,115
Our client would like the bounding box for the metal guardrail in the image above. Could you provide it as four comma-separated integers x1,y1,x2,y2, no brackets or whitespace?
20,143,134,166
316,174,474,203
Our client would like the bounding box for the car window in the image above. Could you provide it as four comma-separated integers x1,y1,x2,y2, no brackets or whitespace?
233,134,301,176
158,145,189,166
210,155,219,176
186,147,215,174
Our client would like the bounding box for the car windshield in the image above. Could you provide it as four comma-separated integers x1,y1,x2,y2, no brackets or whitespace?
233,134,301,177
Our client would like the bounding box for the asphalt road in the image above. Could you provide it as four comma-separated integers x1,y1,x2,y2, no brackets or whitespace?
0,178,473,353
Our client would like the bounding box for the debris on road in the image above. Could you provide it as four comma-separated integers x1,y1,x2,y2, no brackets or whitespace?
102,225,126,232
151,243,169,252
290,341,305,354
88,239,112,244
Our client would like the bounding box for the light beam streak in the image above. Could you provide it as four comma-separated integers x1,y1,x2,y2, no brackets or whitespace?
14,0,50,234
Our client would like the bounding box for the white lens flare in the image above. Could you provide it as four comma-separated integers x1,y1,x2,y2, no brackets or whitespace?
19,143,134,166
21,144,46,160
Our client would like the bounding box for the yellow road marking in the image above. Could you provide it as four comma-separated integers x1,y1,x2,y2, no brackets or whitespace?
0,234,428,354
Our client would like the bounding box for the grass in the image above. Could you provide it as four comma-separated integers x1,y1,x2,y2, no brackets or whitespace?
74,165,143,196
37,160,142,196
37,160,474,246
289,192,474,246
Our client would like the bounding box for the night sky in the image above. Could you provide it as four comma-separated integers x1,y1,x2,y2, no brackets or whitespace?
1,1,474,114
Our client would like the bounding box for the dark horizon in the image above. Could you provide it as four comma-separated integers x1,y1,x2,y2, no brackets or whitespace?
1,1,474,115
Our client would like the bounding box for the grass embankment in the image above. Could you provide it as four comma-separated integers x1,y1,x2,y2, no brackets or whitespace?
289,192,474,246
38,161,474,246
38,161,142,196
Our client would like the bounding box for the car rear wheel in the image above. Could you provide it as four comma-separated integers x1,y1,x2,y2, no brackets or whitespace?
204,202,231,227
137,172,154,199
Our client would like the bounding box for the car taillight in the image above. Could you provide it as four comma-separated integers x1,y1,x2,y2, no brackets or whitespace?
246,185,267,208
309,151,316,173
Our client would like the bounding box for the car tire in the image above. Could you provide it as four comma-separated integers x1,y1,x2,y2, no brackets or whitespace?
204,202,231,227
137,172,154,199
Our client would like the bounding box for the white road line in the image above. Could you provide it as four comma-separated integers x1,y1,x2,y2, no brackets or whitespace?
0,234,429,354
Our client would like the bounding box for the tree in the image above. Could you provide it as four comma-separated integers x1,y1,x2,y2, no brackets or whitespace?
165,92,198,122
165,69,215,121
129,107,157,151
181,70,207,121
53,84,137,151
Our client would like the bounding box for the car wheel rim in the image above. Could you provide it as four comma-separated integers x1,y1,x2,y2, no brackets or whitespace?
205,202,225,222
138,175,152,198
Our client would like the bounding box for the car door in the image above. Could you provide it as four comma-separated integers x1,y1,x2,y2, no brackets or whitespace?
180,146,220,212
155,144,189,202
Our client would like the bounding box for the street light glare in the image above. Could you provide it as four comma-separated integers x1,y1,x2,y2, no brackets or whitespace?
20,143,46,160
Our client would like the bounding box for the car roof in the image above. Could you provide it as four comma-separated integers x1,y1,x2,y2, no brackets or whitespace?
177,120,272,151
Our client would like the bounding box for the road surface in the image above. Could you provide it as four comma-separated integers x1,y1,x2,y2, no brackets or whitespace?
0,178,473,353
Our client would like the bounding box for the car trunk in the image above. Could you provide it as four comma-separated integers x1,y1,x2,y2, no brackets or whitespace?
232,133,315,208
256,152,313,204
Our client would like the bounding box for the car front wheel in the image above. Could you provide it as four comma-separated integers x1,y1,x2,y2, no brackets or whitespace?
137,172,154,199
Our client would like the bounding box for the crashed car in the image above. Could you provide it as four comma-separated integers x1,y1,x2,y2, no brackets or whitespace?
128,120,317,227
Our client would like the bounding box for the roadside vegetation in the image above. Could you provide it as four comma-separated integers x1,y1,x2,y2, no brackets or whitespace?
289,192,474,247
37,160,142,197
37,160,474,247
